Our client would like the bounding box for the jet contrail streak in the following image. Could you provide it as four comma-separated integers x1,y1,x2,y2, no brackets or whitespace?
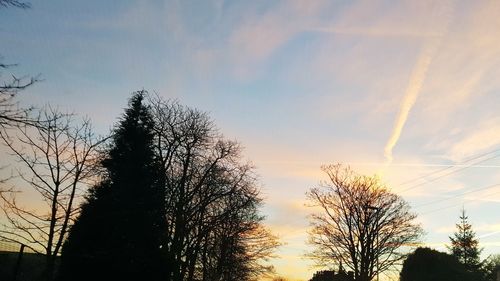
479,230,500,239
384,45,436,164
384,1,453,165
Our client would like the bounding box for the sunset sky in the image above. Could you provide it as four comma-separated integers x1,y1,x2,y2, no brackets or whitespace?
2,1,500,280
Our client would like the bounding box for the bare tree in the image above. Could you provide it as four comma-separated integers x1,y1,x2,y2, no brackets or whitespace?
306,164,422,281
0,107,104,281
197,177,279,281
148,94,279,281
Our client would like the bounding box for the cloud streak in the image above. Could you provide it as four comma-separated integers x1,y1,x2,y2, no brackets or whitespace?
384,1,454,164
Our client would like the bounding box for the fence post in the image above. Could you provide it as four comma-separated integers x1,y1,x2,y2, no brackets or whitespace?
12,243,25,281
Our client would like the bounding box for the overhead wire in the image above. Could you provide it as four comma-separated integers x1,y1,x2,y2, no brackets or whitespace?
388,147,500,216
397,147,500,187
397,148,500,195
413,183,500,209
419,187,500,215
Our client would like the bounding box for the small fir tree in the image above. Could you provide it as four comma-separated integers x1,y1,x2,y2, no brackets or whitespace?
449,208,482,271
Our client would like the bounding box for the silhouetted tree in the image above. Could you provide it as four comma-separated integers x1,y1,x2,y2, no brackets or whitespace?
59,92,167,281
310,270,336,281
148,95,278,281
447,209,484,280
400,247,474,281
198,190,278,281
0,108,102,281
60,93,278,281
309,269,354,281
449,209,482,271
306,164,422,281
483,254,500,281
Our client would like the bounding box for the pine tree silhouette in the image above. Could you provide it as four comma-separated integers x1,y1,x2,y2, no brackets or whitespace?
58,92,166,281
449,208,482,273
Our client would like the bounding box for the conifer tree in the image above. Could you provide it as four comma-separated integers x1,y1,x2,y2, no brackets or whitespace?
58,91,166,281
449,208,482,271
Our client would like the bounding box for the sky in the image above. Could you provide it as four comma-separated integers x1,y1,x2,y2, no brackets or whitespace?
1,0,500,280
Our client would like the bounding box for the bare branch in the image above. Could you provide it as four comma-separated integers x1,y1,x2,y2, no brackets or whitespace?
0,106,103,278
0,0,30,9
306,164,422,281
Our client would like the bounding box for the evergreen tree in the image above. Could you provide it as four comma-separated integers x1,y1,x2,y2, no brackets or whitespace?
58,92,166,281
449,208,482,272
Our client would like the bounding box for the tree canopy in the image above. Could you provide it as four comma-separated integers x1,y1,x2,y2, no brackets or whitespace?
307,164,422,281
58,92,279,281
400,247,474,281
148,94,278,281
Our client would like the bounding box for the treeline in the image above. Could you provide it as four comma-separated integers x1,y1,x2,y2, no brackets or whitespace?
400,209,500,281
280,165,500,281
60,92,279,281
401,247,500,281
0,91,278,281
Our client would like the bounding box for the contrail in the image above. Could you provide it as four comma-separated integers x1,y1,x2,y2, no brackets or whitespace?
384,1,454,165
479,230,500,239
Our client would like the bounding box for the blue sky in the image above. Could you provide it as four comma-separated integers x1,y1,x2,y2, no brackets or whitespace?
2,1,500,280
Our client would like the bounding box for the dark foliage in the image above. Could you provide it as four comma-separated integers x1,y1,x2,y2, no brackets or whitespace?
58,92,278,281
400,247,475,281
58,92,166,281
309,269,353,281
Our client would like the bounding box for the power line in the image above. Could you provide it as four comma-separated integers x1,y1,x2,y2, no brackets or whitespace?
419,188,500,216
397,147,500,187
398,151,500,194
413,183,500,209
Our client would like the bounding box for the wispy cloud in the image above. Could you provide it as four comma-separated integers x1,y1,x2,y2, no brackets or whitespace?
226,0,331,79
447,119,500,161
